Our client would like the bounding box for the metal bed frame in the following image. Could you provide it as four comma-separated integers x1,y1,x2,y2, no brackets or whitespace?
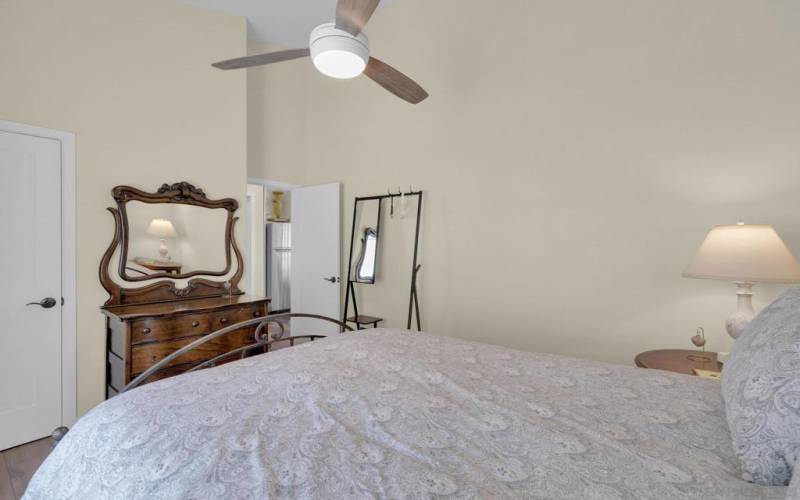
123,313,353,392
49,313,353,445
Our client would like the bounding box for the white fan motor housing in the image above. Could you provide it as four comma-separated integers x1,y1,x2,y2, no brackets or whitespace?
309,22,370,79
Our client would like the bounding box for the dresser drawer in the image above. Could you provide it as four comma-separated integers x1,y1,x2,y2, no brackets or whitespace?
130,328,255,375
131,304,266,345
208,304,265,330
131,313,211,344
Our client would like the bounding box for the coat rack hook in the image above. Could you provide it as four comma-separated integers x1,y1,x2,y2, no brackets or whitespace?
400,188,407,219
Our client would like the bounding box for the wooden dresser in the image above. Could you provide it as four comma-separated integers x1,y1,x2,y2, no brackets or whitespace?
102,295,269,397
98,182,271,397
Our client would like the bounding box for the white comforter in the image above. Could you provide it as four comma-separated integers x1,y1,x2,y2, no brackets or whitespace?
26,329,786,499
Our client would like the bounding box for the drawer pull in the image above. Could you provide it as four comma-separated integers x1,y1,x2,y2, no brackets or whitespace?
191,321,200,327
219,317,228,324
141,327,151,335
253,311,262,317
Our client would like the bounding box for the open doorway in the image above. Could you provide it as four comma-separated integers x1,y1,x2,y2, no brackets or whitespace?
246,179,299,313
245,179,342,334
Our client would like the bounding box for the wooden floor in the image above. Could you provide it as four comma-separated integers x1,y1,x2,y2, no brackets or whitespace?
0,439,52,500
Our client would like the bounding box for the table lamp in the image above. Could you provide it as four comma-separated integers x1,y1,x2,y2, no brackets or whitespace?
684,222,800,342
147,218,177,262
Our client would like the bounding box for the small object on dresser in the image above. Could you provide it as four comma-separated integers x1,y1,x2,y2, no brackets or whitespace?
690,326,706,350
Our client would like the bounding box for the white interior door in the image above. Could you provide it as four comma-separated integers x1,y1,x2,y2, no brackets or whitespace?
290,183,341,335
0,130,62,450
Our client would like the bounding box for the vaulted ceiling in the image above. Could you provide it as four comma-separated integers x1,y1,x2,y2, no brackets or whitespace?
177,0,391,47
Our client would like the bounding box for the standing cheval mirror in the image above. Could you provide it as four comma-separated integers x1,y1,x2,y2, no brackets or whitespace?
343,189,423,332
355,227,379,284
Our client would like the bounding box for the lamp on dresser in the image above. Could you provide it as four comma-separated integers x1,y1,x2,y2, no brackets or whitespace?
683,222,800,358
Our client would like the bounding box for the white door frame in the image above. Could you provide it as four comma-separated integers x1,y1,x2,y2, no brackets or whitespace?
247,178,300,191
0,120,77,428
245,183,266,296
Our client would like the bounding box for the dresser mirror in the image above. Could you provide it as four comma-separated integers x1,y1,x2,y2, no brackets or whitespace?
100,182,244,306
124,201,229,279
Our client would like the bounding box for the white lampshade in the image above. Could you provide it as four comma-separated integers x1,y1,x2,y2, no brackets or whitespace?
684,223,800,283
146,218,177,238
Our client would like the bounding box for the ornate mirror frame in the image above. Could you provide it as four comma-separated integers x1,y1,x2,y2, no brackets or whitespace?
114,183,236,282
100,182,244,306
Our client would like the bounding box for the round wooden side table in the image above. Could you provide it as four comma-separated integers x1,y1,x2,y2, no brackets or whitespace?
634,349,722,376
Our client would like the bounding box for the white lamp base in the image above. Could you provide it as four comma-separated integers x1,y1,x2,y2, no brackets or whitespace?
157,238,170,262
725,281,755,340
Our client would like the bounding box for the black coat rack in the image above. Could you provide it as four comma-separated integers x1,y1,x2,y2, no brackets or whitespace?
343,189,423,331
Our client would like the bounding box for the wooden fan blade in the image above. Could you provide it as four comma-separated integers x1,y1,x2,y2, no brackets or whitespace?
336,0,380,36
364,57,429,104
212,48,310,70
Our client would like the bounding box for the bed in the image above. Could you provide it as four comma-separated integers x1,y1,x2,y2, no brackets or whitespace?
24,327,787,499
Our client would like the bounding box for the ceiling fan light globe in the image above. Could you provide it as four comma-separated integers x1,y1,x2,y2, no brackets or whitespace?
313,50,366,79
310,22,369,79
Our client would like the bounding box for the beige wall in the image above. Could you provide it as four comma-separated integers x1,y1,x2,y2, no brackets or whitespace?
1,0,247,414
248,0,800,364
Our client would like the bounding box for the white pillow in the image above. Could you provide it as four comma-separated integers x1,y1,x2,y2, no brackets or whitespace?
721,286,800,486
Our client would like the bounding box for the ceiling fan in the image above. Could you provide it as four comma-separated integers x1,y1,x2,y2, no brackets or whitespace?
211,0,428,105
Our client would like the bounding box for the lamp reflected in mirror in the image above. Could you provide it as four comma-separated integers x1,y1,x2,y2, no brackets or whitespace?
355,227,378,284
123,199,229,280
147,218,177,262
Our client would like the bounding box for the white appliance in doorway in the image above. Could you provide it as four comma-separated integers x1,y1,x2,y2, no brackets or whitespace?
290,182,341,334
267,222,291,312
0,122,76,451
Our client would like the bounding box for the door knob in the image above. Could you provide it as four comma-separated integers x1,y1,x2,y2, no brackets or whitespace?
322,276,340,283
26,297,57,309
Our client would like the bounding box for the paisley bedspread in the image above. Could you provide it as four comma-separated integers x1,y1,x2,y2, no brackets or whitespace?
25,329,787,499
